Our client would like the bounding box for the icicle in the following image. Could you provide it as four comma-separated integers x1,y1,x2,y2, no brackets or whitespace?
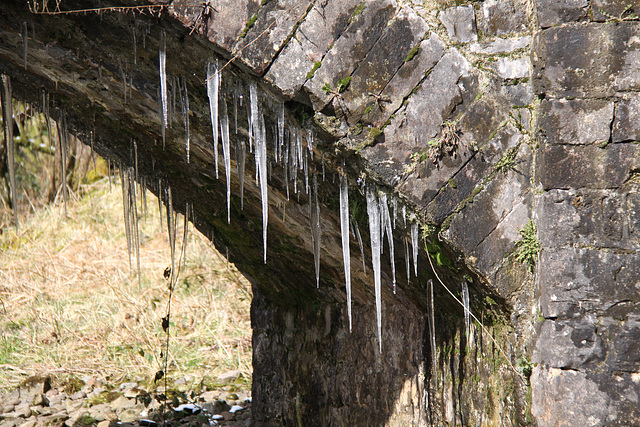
22,22,28,70
379,193,396,293
256,113,268,263
304,151,309,195
353,220,366,275
411,222,419,277
120,167,133,271
221,111,231,223
130,169,141,289
310,175,322,288
131,25,136,65
249,82,258,152
402,205,406,227
277,103,284,163
462,281,470,339
322,153,325,181
284,130,290,200
206,62,220,178
159,32,168,146
1,75,18,230
339,173,352,332
392,198,397,229
366,186,382,353
236,139,246,209
182,77,190,163
404,238,410,286
429,279,437,387
307,128,314,160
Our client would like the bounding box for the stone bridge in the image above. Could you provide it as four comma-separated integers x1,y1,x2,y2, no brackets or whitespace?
1,0,639,425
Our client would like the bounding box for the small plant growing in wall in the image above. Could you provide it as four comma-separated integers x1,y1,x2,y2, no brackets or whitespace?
514,219,540,272
600,4,638,22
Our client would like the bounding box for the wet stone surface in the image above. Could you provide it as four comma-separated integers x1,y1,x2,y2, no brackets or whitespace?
0,376,251,427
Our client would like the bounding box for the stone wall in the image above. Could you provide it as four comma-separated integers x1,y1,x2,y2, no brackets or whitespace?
1,0,639,425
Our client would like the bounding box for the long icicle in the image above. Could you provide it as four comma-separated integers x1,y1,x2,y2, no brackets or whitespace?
462,281,470,339
366,185,382,353
256,113,268,263
411,222,419,277
379,193,396,294
159,32,167,149
206,62,220,178
1,75,18,230
339,172,352,331
221,110,231,223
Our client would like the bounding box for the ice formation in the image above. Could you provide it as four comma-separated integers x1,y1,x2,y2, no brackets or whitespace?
339,173,352,331
366,186,382,353
159,34,168,148
206,62,220,178
462,281,470,338
379,193,396,294
411,222,419,277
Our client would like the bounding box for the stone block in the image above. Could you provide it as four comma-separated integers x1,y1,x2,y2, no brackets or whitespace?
612,94,640,143
538,247,640,319
439,6,478,43
537,99,613,146
365,33,445,128
501,83,534,107
494,57,529,80
482,0,528,35
360,49,471,199
426,125,523,225
591,0,639,22
604,315,640,372
171,0,260,51
532,23,640,98
536,143,640,190
232,0,313,74
304,0,396,110
531,366,613,427
265,0,362,98
341,7,428,124
470,36,530,55
533,317,604,369
534,0,588,28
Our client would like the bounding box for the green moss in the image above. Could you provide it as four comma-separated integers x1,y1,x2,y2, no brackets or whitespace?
239,12,259,39
404,45,420,63
514,220,541,272
448,178,457,189
306,61,322,80
337,76,352,93
368,127,382,140
260,0,270,5
349,2,366,24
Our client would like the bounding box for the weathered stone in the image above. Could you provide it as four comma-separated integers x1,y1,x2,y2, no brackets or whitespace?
536,143,640,190
537,99,613,146
170,0,260,51
604,315,640,372
470,36,531,55
532,23,640,98
341,7,428,123
88,404,116,422
534,0,588,28
361,49,471,197
232,0,313,75
426,125,523,225
217,370,241,384
439,6,478,43
305,0,396,110
533,317,604,369
482,0,528,35
109,396,134,412
494,57,529,80
591,0,638,22
538,247,640,319
265,0,362,98
501,82,534,107
613,94,640,142
365,33,445,128
531,367,612,427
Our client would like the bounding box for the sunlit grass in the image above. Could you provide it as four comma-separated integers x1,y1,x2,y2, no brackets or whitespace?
0,177,252,392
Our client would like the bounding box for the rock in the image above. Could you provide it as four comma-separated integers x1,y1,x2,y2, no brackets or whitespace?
612,94,640,143
88,403,116,422
481,0,527,35
533,317,605,369
1,405,15,414
110,396,135,412
118,407,143,423
96,420,110,427
534,0,588,28
68,391,85,401
221,410,234,421
494,57,529,80
118,383,137,391
19,420,35,427
64,409,89,427
439,5,478,43
470,36,531,55
537,98,613,146
217,370,241,384
30,394,47,407
591,0,636,22
14,405,31,418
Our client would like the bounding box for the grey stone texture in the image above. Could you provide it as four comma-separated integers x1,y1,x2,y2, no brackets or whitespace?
532,22,640,98
482,0,528,35
613,94,640,142
534,0,588,28
470,36,530,55
591,0,639,22
537,99,614,146
439,5,478,43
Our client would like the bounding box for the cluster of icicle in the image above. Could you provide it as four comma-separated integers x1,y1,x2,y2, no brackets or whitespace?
156,49,431,351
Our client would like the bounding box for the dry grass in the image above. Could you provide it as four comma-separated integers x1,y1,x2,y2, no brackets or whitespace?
0,176,252,392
